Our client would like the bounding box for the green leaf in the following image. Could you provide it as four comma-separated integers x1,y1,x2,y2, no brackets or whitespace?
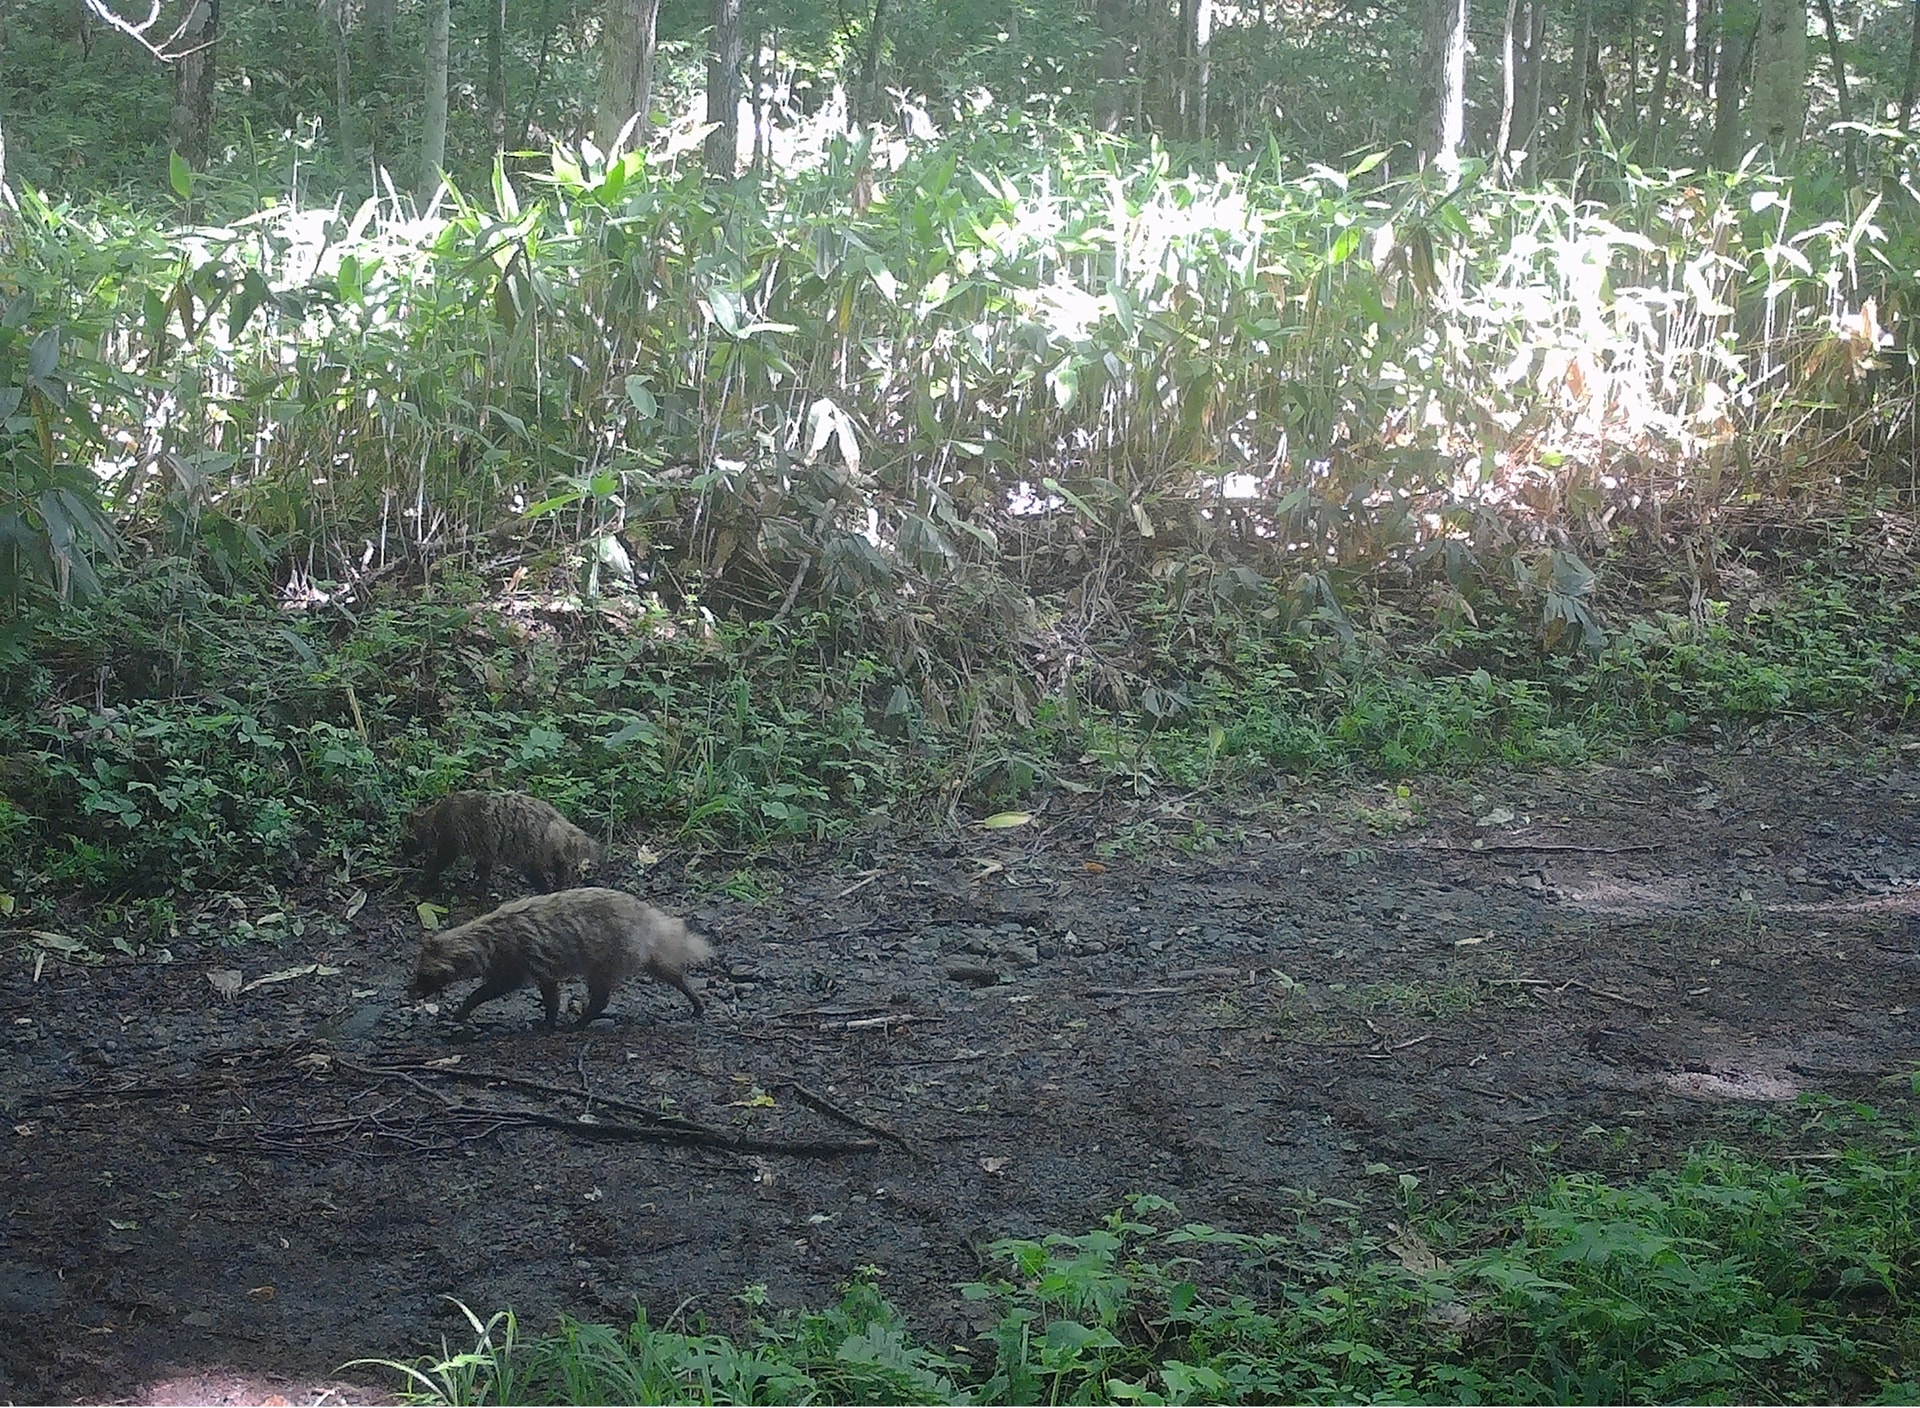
169,150,193,199
27,327,60,381
624,376,658,419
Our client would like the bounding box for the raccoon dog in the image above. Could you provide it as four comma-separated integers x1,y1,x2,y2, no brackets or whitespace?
407,887,714,1029
401,790,604,894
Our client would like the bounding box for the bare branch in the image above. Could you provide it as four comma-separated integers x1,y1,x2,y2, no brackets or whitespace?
79,0,211,63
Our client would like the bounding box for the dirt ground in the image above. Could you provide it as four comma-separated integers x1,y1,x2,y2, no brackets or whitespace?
4,739,1919,1405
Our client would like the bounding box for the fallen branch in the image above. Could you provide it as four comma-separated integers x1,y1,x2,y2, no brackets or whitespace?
1442,840,1663,855
1497,976,1657,1012
334,1057,883,1157
783,1080,914,1149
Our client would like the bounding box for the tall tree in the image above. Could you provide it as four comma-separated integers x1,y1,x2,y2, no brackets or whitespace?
1899,0,1920,128
1498,0,1522,167
1646,0,1677,157
1748,0,1808,155
1566,0,1594,155
1093,0,1132,133
1814,0,1856,184
170,0,218,169
705,0,743,175
322,0,357,168
419,0,451,206
1192,0,1213,138
1626,0,1640,128
857,0,888,123
487,0,509,153
364,0,399,175
0,107,17,220
1708,12,1755,167
1427,0,1470,169
1514,0,1545,166
597,0,662,152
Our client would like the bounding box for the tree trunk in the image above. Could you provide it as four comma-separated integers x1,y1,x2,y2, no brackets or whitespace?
1093,0,1131,133
327,0,357,168
1814,0,1856,182
1696,0,1717,89
705,0,743,175
366,0,395,57
1899,0,1920,128
1646,0,1676,157
419,0,450,206
1497,0,1521,166
750,25,771,171
487,0,508,152
517,0,560,149
364,0,397,175
1427,0,1469,169
856,0,888,123
1514,0,1545,168
0,106,18,218
1708,14,1754,167
170,0,218,169
597,0,661,153
1193,0,1212,138
1567,0,1593,155
1624,0,1640,129
1749,0,1808,156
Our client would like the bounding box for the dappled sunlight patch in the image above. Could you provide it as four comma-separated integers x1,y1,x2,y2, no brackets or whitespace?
133,1367,381,1406
1660,1062,1804,1102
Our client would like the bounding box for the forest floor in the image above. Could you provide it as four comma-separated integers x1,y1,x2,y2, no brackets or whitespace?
4,737,1920,1404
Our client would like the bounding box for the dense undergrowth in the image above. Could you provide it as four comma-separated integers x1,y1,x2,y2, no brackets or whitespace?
2,525,1915,911
4,104,1920,916
357,1095,1920,1405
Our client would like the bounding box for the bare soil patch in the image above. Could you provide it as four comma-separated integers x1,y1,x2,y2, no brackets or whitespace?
4,740,1919,1404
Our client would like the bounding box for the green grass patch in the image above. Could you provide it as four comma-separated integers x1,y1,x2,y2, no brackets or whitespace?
357,1093,1920,1405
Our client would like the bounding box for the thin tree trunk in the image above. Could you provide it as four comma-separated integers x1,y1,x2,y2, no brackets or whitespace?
363,0,394,177
1708,13,1754,167
517,0,560,149
327,0,357,167
1094,0,1131,133
171,0,218,169
1814,0,1856,182
0,107,18,217
1696,0,1717,89
857,0,888,123
1900,0,1920,128
1646,0,1676,157
1429,0,1469,168
1497,0,1520,166
1193,0,1212,138
1750,0,1808,156
1683,0,1698,81
705,0,743,175
418,0,450,206
1626,0,1640,129
487,0,508,152
1567,0,1593,154
750,25,770,171
597,0,661,153
1514,0,1545,167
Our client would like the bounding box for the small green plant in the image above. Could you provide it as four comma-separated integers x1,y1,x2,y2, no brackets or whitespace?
359,1105,1920,1406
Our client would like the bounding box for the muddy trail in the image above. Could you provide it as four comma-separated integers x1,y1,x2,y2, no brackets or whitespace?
4,740,1919,1404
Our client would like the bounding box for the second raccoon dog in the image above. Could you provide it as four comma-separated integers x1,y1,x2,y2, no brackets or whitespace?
407,887,714,1029
402,790,604,894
